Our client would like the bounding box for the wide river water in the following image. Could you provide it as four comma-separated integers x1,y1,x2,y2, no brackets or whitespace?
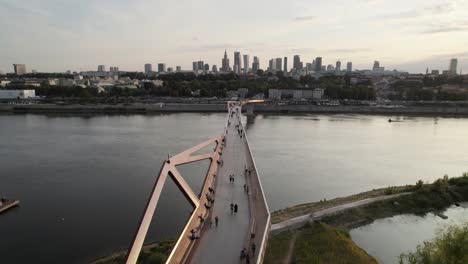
0,113,467,263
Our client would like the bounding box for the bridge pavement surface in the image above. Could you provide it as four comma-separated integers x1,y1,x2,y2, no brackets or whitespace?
190,106,250,264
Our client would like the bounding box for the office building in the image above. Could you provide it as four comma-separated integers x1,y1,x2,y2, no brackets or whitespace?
158,63,166,73
98,65,106,72
13,64,27,75
336,61,341,73
373,61,384,72
212,65,218,72
315,57,322,72
293,55,302,70
275,58,282,72
221,50,230,72
167,67,174,72
252,56,260,73
109,67,119,72
268,59,275,71
144,63,152,73
284,57,288,72
449,58,458,75
176,66,181,72
346,62,352,72
306,63,313,71
234,51,241,74
197,61,204,72
192,62,198,71
327,65,334,72
243,54,250,74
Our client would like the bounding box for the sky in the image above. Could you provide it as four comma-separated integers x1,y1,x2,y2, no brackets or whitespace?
0,0,468,74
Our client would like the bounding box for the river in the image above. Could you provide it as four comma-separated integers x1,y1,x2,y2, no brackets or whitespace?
0,113,467,263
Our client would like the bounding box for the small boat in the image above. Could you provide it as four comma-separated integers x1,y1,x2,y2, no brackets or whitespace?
0,198,20,214
388,118,392,123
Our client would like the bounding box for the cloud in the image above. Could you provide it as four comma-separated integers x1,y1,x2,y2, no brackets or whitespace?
294,16,315,22
376,1,457,21
326,48,372,53
421,25,468,34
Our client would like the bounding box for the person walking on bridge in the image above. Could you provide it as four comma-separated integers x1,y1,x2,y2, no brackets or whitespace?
214,216,218,227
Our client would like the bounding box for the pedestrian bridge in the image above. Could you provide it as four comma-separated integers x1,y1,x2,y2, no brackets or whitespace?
125,101,271,264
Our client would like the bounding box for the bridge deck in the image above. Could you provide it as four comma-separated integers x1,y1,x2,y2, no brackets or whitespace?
189,106,251,263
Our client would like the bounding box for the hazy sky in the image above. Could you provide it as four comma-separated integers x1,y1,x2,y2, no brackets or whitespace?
1,0,467,73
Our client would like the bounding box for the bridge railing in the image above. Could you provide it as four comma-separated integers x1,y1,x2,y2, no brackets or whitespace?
239,106,271,264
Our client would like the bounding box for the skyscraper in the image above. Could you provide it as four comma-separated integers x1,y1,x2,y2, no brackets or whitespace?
98,65,106,72
234,51,241,74
243,54,250,74
275,58,282,72
144,63,152,73
252,56,260,73
192,62,198,71
315,57,322,72
176,66,181,72
373,61,380,71
109,67,119,72
158,63,166,73
221,50,230,72
346,62,353,72
449,58,458,75
204,64,210,72
284,57,288,72
336,61,341,72
197,61,204,71
268,59,275,71
293,55,302,70
13,64,26,75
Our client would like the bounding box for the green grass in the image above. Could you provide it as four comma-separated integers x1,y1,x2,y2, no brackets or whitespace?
293,223,378,264
263,231,295,264
92,240,174,264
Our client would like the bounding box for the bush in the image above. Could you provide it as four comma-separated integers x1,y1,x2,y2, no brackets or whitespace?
399,222,468,264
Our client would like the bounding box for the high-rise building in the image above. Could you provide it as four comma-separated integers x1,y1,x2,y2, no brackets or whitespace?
373,61,380,71
204,64,210,72
221,50,230,72
275,58,282,72
284,57,288,72
327,65,334,72
98,65,106,72
306,63,313,71
13,64,26,75
234,51,241,74
176,66,181,72
109,67,119,72
144,63,152,73
212,65,218,72
336,61,341,73
158,63,166,73
315,57,322,72
268,59,275,71
192,62,198,71
449,58,458,75
293,55,302,70
197,61,204,72
243,54,250,74
252,56,260,73
346,62,353,72
167,67,174,72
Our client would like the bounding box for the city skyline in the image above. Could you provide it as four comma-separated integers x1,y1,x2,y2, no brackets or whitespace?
1,0,468,73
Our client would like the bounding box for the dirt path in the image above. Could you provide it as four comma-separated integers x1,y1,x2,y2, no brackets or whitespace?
271,192,411,235
283,232,298,264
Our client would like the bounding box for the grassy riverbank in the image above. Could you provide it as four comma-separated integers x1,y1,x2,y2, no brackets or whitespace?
91,241,174,264
266,174,468,263
264,222,378,264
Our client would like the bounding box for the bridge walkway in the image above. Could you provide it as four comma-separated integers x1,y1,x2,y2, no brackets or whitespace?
189,106,251,264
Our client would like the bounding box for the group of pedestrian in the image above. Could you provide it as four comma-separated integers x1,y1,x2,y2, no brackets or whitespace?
240,243,256,263
243,183,249,194
230,202,238,214
229,174,235,183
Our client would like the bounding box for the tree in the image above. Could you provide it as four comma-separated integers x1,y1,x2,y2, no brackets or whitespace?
399,223,468,264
